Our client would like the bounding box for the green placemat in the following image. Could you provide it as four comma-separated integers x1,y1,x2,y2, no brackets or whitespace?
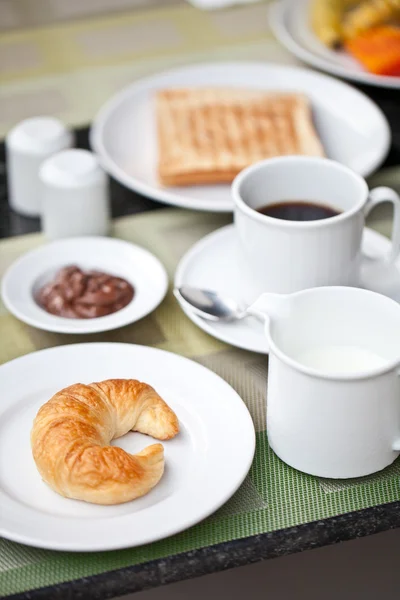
0,181,399,596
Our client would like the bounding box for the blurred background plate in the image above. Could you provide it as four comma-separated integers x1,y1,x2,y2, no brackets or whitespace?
269,0,400,89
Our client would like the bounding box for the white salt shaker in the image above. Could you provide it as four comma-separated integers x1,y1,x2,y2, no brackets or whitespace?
6,117,74,217
39,149,110,240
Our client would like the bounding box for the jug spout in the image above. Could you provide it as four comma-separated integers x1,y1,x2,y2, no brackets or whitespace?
247,293,290,323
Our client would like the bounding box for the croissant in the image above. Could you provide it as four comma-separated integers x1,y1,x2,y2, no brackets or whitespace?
31,379,179,505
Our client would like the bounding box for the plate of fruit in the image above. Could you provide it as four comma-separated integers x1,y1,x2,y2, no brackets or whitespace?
270,0,400,88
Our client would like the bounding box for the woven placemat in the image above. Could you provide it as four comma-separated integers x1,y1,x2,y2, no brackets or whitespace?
0,189,399,596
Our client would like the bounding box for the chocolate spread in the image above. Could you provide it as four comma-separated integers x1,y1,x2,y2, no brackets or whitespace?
36,265,134,319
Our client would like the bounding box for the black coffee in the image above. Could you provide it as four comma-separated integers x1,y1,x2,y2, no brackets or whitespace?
257,201,340,222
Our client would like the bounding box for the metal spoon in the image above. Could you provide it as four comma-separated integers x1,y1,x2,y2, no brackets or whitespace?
174,285,263,323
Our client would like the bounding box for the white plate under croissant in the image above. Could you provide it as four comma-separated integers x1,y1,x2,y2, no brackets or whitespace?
0,343,255,551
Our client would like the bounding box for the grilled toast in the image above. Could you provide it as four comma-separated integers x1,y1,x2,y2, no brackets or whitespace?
156,88,325,187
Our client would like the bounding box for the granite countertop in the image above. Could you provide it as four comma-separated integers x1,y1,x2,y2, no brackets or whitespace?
2,82,400,600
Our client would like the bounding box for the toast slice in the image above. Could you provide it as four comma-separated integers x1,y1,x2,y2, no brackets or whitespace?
156,88,325,187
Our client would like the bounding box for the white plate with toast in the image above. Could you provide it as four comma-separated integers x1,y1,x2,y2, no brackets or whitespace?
174,225,400,354
0,343,255,551
90,62,390,213
269,0,400,89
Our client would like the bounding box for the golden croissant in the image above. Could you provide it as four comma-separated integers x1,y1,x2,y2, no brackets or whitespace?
31,379,179,505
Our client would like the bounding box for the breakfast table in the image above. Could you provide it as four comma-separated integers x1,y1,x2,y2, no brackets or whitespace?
2,1,400,599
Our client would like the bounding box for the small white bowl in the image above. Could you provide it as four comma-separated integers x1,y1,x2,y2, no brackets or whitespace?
1,237,168,334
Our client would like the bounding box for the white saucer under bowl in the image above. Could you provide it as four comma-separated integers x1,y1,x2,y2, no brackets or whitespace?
0,343,255,551
174,225,400,354
1,237,168,334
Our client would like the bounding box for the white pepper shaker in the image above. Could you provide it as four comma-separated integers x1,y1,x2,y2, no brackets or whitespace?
6,117,74,217
39,149,110,240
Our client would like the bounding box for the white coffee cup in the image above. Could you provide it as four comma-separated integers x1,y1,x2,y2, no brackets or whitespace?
233,156,400,295
248,287,400,479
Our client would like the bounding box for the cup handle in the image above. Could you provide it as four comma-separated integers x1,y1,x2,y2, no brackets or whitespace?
365,187,400,263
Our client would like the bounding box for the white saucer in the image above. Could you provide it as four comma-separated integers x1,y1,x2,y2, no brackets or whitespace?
269,0,400,89
174,225,400,354
0,343,255,551
1,237,168,334
90,61,390,212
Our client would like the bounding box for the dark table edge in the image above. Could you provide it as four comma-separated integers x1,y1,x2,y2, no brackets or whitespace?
7,501,400,600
